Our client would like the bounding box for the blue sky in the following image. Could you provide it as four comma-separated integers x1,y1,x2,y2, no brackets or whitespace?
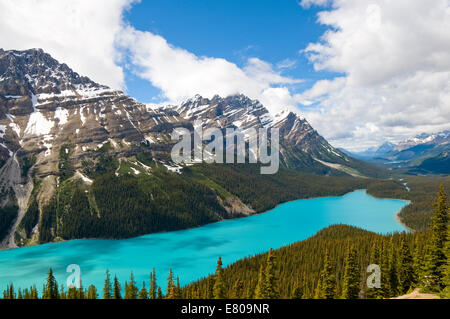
122,0,335,103
2,0,449,150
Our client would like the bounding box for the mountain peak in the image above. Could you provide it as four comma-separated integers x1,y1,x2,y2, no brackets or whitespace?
0,48,104,97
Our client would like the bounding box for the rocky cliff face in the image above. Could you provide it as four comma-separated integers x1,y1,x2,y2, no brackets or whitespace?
162,94,356,173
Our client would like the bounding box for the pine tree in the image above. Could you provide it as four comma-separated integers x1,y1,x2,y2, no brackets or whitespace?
317,250,336,299
175,276,181,299
422,185,448,291
442,229,450,297
263,249,279,299
213,257,226,299
138,281,148,299
103,270,112,299
388,244,399,296
366,244,383,299
166,269,175,299
30,285,38,299
78,279,85,299
157,286,163,299
231,278,244,299
397,237,414,294
43,268,59,299
380,242,391,298
254,265,265,299
341,246,360,299
125,272,138,299
59,285,66,299
87,285,98,299
412,241,422,287
149,268,157,299
67,287,78,299
17,288,22,300
113,275,122,299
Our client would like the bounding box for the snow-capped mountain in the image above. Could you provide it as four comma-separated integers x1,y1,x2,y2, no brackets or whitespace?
0,48,386,249
161,94,362,172
352,130,450,174
394,131,450,152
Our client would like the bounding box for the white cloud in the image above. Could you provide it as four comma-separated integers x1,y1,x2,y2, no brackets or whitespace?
298,0,450,151
2,0,448,152
299,0,332,9
116,26,301,114
0,0,136,89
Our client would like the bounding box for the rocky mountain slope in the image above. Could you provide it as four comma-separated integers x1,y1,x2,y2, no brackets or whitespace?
0,48,387,249
347,131,450,174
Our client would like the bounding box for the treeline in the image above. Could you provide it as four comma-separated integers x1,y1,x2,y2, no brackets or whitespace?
181,186,449,299
2,268,179,300
27,157,378,243
188,163,372,213
367,175,450,231
3,187,448,299
36,161,230,242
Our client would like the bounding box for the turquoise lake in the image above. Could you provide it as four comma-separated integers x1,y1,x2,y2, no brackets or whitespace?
0,190,408,292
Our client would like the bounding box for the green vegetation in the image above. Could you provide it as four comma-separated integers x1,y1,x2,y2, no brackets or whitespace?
0,205,18,242
19,154,36,178
22,156,450,243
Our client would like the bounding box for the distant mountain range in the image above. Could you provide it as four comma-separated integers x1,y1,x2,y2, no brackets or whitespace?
341,131,450,174
0,48,387,249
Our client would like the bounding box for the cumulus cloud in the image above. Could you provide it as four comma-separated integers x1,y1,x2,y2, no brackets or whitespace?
298,0,450,151
1,0,449,151
116,26,301,114
0,0,136,89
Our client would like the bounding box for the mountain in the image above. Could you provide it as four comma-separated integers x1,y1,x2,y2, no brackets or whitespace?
0,48,388,249
162,94,387,178
342,142,396,159
362,131,450,174
394,131,450,152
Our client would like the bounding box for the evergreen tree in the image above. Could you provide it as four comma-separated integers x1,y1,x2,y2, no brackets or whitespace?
138,281,148,299
30,285,38,299
263,249,279,299
78,279,85,299
341,246,360,299
317,250,336,299
442,229,450,297
380,242,391,298
231,278,244,299
213,257,226,299
157,286,163,299
397,237,414,294
366,244,383,299
43,268,59,299
87,285,98,299
113,275,122,299
59,285,66,299
254,265,265,299
388,244,399,296
125,272,138,299
166,268,175,299
422,185,448,291
67,287,78,299
175,276,182,299
412,241,422,287
149,268,157,299
103,270,112,299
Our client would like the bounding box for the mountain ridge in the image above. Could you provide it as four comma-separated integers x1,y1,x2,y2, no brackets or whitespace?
0,48,389,249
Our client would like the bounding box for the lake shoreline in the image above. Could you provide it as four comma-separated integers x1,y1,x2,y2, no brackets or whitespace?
0,188,411,252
